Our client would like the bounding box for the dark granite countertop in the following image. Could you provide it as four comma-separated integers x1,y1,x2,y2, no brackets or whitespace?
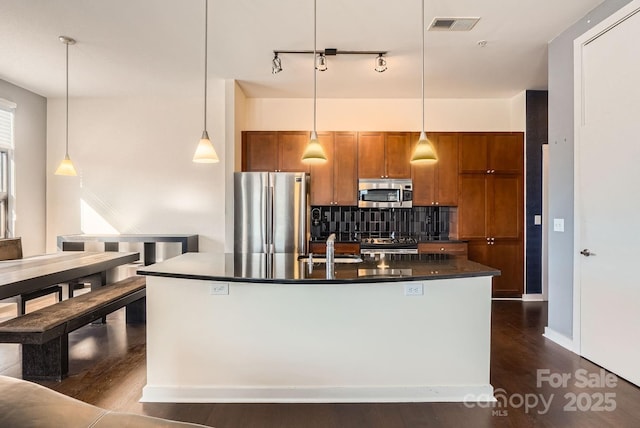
138,252,500,284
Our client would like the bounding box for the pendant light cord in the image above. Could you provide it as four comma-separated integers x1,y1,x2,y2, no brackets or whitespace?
421,0,425,134
65,41,70,157
313,0,317,134
203,0,208,132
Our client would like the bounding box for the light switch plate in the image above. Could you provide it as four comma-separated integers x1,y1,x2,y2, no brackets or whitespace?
553,218,565,232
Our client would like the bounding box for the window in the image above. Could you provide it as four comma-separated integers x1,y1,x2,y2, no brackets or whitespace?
0,98,16,238
0,99,15,148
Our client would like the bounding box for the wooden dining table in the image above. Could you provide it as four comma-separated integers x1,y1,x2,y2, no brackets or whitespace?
0,251,140,302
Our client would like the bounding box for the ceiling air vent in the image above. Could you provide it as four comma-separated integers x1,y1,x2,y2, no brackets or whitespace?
429,17,480,31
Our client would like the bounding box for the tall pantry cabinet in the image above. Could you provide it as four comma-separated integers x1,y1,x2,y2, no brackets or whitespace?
458,133,524,297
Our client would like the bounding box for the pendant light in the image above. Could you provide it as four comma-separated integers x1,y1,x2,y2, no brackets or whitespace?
193,0,219,163
54,36,78,176
301,0,328,164
410,0,437,164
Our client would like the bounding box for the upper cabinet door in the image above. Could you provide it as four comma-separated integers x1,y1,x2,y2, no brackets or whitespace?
488,134,524,174
242,131,278,172
385,132,412,178
411,132,436,205
357,132,386,178
458,174,488,239
278,131,310,173
333,132,358,206
488,174,522,239
411,133,459,206
434,133,459,206
458,134,488,173
309,132,335,206
459,133,524,175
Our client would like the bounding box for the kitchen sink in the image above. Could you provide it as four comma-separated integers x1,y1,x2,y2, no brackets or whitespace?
298,255,363,264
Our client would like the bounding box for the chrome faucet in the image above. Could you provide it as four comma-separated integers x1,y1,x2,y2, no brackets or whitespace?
326,233,336,279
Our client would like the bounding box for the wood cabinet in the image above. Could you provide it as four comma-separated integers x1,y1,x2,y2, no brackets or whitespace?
309,242,360,255
412,133,459,206
310,132,358,206
459,133,523,174
357,132,411,179
242,131,278,172
418,241,467,257
458,132,524,296
458,174,522,240
242,131,309,173
468,240,523,298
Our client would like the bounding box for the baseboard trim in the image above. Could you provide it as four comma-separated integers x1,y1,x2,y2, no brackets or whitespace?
543,327,578,353
522,293,545,301
140,384,495,403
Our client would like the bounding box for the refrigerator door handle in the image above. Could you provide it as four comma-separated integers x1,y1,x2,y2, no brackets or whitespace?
265,185,274,253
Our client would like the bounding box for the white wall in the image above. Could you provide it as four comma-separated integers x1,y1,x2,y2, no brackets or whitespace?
45,80,228,253
0,79,46,257
546,0,632,341
223,81,248,252
510,91,527,133
245,97,525,132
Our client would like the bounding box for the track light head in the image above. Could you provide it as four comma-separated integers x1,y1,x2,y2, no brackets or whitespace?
374,54,387,72
272,53,283,74
315,53,328,71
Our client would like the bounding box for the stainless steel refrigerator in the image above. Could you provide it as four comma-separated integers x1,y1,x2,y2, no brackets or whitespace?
234,172,309,255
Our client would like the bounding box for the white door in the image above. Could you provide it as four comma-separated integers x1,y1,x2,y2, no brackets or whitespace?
576,2,640,386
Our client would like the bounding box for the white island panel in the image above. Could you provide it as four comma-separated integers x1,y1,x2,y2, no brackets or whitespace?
142,276,493,403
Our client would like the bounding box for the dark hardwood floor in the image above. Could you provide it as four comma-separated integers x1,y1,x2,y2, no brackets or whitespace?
1,300,639,427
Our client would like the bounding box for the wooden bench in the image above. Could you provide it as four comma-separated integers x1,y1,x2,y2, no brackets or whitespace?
0,275,146,381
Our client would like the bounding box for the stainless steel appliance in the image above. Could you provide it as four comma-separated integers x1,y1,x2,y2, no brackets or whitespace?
234,172,309,255
358,178,413,208
360,236,418,255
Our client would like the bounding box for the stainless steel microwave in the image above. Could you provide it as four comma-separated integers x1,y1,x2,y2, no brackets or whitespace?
358,179,413,208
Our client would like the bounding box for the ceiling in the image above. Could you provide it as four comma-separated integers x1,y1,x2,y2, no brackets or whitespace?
0,0,604,100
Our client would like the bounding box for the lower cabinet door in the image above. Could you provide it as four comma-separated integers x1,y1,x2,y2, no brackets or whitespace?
468,239,523,297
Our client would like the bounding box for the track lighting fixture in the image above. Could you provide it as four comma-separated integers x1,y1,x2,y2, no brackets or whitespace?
374,54,387,72
272,49,388,74
272,53,282,74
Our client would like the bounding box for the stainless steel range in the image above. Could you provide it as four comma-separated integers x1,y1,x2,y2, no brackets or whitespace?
360,235,418,255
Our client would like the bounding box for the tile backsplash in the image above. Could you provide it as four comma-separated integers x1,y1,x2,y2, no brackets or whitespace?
310,206,453,241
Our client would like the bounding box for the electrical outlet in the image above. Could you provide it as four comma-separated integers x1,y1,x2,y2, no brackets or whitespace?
210,283,229,295
404,283,423,296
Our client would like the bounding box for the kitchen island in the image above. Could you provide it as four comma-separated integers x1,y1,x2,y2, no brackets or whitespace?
138,253,499,403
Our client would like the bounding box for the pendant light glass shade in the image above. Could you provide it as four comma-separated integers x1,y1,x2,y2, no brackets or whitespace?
410,0,437,165
55,154,77,176
301,131,327,164
301,0,328,165
192,0,219,163
411,131,437,163
55,36,78,176
193,130,219,163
